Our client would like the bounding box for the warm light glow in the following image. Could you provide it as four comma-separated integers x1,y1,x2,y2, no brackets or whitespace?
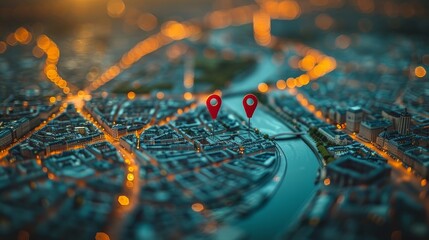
300,55,316,71
184,71,194,89
191,203,204,212
253,10,271,46
14,27,32,44
286,78,296,88
421,179,427,187
49,96,56,104
37,35,51,50
156,91,165,99
184,92,193,100
107,0,126,18
118,195,130,206
261,0,301,20
315,14,334,30
127,91,136,100
161,21,188,40
278,0,301,19
356,0,375,13
6,33,17,46
95,232,111,240
323,178,331,186
298,74,310,85
138,13,158,31
258,82,269,93
276,79,286,90
415,66,426,78
63,87,70,94
127,173,135,181
78,90,86,98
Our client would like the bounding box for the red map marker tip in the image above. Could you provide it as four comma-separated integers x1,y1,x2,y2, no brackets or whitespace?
206,94,222,120
243,94,258,118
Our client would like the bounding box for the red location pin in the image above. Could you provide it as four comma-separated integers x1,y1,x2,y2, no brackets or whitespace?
206,94,222,120
242,94,258,118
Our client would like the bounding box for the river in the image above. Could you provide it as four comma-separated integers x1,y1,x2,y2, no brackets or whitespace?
224,96,321,239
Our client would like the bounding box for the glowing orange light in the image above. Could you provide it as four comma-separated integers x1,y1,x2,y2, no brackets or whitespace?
298,74,310,85
49,96,56,104
14,27,31,44
95,232,111,240
48,173,55,180
278,0,301,20
300,55,316,71
286,78,296,88
191,203,204,212
415,66,426,78
276,79,286,90
78,90,85,98
356,0,375,13
258,82,269,93
6,33,17,46
323,178,331,186
127,91,136,100
138,13,158,31
161,21,188,40
315,14,334,30
37,35,51,50
107,0,126,18
421,179,427,187
118,195,130,206
156,92,165,99
63,87,70,94
261,0,301,20
127,173,135,181
253,10,271,46
183,92,193,100
167,174,175,182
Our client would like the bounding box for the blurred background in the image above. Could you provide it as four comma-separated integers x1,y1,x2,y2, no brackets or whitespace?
1,1,429,240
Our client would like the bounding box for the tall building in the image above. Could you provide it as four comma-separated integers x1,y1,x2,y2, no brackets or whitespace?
335,108,347,125
346,106,362,133
382,109,401,130
398,108,411,135
359,120,392,143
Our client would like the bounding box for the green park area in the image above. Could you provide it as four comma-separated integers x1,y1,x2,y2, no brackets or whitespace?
112,55,256,94
195,56,256,91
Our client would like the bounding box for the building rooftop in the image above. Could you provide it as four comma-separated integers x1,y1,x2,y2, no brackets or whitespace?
361,119,392,129
347,106,362,113
405,147,429,166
